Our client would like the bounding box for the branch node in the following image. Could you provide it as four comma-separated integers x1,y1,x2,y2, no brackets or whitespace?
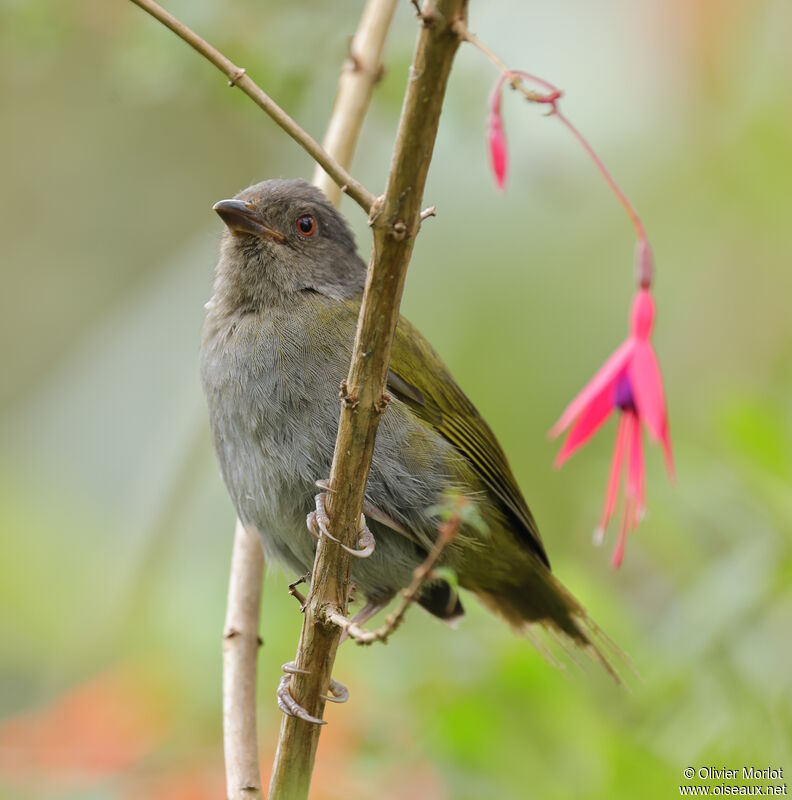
228,66,246,87
376,392,392,414
391,220,408,241
368,194,386,227
339,380,359,409
224,627,240,640
347,46,364,74
411,0,435,25
319,602,345,632
450,16,465,39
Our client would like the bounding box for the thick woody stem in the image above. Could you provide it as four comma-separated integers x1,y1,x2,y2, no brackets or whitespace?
267,1,468,798
312,0,399,206
128,0,377,213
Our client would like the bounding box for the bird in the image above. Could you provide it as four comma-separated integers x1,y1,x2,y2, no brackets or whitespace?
201,178,616,717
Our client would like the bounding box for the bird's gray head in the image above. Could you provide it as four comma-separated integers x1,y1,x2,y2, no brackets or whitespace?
210,178,366,314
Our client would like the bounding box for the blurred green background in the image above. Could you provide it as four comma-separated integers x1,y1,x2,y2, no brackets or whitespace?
1,1,790,798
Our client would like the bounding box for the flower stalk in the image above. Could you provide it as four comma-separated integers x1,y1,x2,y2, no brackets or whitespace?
467,27,673,565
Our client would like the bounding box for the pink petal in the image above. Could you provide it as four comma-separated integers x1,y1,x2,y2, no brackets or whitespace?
596,412,630,538
627,410,645,503
611,414,645,569
488,114,508,190
554,383,615,467
661,418,675,480
611,501,631,568
550,339,636,438
628,340,667,443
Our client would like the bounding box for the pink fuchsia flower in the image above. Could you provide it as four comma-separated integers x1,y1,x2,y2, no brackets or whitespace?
550,285,674,567
481,62,672,564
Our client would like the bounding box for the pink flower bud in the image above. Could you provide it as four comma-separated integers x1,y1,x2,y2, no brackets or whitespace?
488,115,508,190
487,82,508,190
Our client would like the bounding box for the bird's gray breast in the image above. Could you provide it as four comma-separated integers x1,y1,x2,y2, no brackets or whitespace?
200,296,345,563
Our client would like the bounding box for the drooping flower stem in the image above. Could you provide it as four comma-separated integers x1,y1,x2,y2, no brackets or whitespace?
506,69,654,289
459,21,670,567
549,106,654,289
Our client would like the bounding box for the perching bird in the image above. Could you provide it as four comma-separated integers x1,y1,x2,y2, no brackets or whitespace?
201,179,615,699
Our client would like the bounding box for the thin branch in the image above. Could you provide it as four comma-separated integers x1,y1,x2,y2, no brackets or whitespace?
222,521,265,800
312,0,399,206
267,1,468,798
128,0,377,214
324,508,464,645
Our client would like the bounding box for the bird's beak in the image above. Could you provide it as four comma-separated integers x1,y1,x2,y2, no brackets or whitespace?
212,199,285,243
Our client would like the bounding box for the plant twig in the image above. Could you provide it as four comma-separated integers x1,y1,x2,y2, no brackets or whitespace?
128,0,377,214
222,520,265,800
324,505,465,645
267,1,468,798
312,0,399,206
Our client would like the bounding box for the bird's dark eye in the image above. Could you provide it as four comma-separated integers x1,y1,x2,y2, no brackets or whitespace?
296,215,316,237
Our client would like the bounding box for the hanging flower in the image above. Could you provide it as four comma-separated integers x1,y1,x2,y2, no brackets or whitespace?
481,63,674,565
550,277,674,567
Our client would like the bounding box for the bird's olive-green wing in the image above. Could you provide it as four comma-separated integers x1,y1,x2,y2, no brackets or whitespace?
388,315,549,567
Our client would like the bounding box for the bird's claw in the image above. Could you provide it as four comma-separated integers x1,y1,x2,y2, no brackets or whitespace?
276,661,349,725
306,490,375,558
323,678,349,704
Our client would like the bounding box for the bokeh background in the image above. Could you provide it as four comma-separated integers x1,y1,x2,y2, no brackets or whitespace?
1,1,791,798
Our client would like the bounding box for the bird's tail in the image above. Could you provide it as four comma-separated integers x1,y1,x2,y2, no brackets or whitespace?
473,557,625,682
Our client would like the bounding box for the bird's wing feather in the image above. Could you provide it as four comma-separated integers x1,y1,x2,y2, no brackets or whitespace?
386,314,549,567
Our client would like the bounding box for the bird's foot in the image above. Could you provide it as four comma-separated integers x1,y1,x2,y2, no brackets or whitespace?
276,661,349,726
306,486,375,558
